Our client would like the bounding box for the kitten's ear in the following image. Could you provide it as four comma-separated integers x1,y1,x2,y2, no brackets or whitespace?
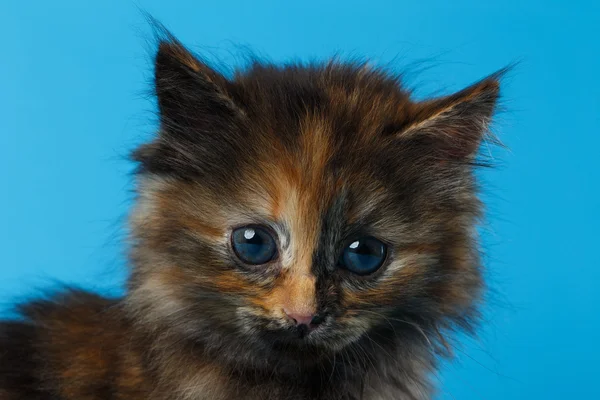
400,73,502,159
133,36,245,176
154,38,241,135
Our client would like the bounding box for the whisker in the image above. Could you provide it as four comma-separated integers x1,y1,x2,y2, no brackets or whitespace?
358,309,434,350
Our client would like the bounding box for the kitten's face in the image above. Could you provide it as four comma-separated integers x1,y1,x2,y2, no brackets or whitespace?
127,39,499,368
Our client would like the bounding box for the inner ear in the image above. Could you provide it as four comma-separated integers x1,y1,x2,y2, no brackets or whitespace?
398,73,502,159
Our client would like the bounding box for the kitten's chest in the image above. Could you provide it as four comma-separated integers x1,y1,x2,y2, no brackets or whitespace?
174,369,428,400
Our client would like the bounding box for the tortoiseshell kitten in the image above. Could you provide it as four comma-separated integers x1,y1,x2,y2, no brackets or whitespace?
0,31,503,400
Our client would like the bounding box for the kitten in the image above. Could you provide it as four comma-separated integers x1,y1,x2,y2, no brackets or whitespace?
0,30,502,400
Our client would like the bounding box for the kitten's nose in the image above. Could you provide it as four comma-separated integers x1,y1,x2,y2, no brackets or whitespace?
284,309,320,328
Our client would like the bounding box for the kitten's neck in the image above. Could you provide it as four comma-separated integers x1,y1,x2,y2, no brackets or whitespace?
131,320,435,400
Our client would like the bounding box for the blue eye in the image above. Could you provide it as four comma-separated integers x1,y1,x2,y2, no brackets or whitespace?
231,225,277,265
340,237,387,275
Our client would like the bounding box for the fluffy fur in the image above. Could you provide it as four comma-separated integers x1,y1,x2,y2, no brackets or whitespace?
0,30,502,399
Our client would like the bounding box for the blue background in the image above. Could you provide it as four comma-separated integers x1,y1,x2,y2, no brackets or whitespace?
1,1,598,398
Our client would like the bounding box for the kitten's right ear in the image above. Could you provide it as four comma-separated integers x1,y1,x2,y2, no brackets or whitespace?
154,38,242,135
396,72,503,160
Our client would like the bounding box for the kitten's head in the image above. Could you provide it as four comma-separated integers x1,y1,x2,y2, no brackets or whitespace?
127,35,500,370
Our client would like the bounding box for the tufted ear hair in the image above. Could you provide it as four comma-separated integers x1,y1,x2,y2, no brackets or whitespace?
399,71,503,159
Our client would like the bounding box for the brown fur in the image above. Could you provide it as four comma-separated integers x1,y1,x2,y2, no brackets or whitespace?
0,28,504,400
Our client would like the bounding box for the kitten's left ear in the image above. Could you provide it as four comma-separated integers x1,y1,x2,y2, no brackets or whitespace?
400,73,502,159
154,36,242,135
133,32,245,176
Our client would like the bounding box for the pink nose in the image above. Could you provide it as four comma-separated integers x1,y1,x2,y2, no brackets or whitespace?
284,310,315,326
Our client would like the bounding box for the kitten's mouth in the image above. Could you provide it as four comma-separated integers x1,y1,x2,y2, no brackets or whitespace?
256,321,346,360
289,324,311,339
266,333,332,362
239,312,350,358
256,323,326,351
264,324,320,342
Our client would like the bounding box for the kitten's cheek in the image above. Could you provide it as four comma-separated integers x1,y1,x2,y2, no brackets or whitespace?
335,313,373,339
235,306,286,332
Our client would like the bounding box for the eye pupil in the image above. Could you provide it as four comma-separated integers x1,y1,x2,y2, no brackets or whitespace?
340,237,387,275
232,226,277,265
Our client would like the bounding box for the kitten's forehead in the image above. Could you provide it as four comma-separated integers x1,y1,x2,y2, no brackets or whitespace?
241,109,389,220
234,62,413,142
230,64,419,215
